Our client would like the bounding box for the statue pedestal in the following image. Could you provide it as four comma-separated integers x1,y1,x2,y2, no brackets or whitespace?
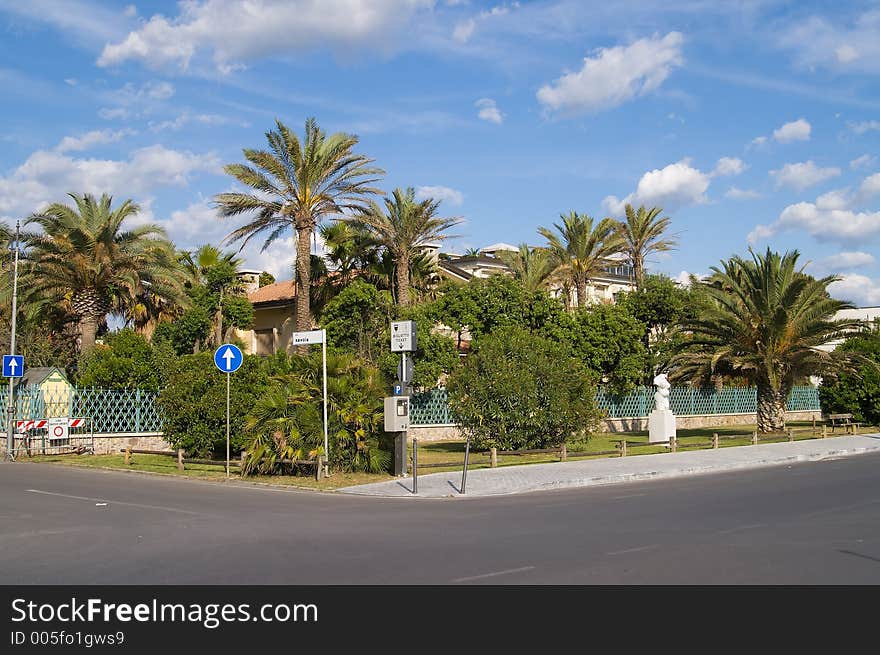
648,409,676,443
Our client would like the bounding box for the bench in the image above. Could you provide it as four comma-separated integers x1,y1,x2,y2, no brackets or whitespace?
825,413,860,434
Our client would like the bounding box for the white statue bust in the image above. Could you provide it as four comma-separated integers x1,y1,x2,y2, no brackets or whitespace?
653,373,671,411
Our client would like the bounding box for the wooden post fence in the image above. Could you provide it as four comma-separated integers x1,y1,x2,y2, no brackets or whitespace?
124,447,131,466
752,430,758,445
490,447,497,468
177,448,184,471
713,433,719,449
560,442,567,461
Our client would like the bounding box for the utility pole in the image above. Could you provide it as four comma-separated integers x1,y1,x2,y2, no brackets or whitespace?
6,221,20,461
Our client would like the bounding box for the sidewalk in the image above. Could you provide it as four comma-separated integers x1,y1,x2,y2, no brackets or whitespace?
338,434,880,498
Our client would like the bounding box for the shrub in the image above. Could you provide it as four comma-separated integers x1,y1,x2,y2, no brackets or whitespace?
77,329,165,390
157,352,269,457
446,326,601,450
819,328,880,425
542,304,648,392
323,280,393,362
242,352,390,474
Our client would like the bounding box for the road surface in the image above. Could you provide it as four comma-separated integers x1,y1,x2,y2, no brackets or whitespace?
1,454,879,584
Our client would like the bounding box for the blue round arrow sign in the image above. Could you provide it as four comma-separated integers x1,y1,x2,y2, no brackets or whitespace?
213,344,243,373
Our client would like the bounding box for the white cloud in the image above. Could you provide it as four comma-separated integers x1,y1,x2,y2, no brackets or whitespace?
537,31,683,115
148,112,244,132
602,158,709,215
55,129,135,153
64,78,78,86
123,5,138,18
452,19,476,43
851,154,876,170
475,98,503,124
452,3,517,43
725,187,761,200
777,11,880,74
748,177,880,245
849,120,880,134
816,251,876,272
415,185,464,206
861,173,880,198
0,144,220,218
711,157,746,177
98,108,130,120
674,270,707,288
772,118,811,143
771,160,841,191
835,44,859,64
829,274,880,307
749,135,767,148
98,0,435,71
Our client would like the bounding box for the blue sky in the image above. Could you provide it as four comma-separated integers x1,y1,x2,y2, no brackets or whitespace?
1,0,879,304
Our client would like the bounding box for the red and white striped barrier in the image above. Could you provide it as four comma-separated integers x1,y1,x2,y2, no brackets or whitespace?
16,418,87,430
16,419,47,431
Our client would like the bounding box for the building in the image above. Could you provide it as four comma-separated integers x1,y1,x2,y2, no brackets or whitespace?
238,242,636,355
818,306,880,352
235,280,297,355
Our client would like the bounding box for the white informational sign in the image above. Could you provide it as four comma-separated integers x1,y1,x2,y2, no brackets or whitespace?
390,320,417,352
292,329,325,346
48,417,68,441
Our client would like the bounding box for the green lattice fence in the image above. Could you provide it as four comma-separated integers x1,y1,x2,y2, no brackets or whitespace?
0,384,823,430
0,387,163,433
410,385,821,425
411,387,455,425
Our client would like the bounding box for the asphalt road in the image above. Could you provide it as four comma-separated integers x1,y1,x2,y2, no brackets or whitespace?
1,454,879,584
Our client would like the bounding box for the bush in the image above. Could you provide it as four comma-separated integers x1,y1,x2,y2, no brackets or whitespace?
446,326,601,450
242,352,390,474
157,352,269,457
153,307,212,355
819,329,880,425
77,329,165,390
542,304,648,392
323,280,393,362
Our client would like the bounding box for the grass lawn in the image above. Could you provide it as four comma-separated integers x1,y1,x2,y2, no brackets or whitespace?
19,421,875,490
21,453,394,491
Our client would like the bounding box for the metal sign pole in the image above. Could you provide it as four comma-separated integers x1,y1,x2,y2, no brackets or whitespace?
322,328,329,478
226,372,230,480
5,221,20,461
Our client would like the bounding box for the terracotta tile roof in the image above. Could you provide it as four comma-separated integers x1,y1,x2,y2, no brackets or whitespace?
247,280,296,305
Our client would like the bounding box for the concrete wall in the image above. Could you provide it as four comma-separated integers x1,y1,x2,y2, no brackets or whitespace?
0,432,172,456
409,410,823,442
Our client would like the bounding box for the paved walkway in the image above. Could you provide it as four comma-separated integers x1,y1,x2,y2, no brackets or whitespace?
338,434,880,498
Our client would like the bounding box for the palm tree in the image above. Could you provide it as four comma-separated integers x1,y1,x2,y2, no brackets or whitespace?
179,244,247,346
616,204,677,289
25,193,187,353
499,244,554,292
347,187,461,306
538,211,622,308
214,117,383,334
671,248,864,432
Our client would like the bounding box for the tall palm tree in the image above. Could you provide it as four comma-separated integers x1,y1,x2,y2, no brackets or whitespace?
499,244,554,292
214,117,383,334
538,211,622,308
25,193,187,353
616,204,677,289
347,187,461,306
180,244,245,346
671,248,864,432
